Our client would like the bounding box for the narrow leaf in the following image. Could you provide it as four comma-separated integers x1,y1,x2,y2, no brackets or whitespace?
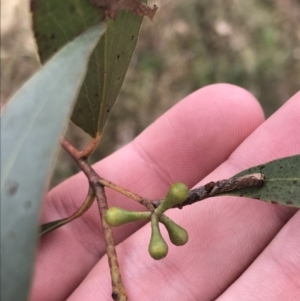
221,155,300,207
0,24,105,301
32,0,150,137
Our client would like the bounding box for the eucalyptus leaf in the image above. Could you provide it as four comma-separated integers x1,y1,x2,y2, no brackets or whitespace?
32,0,146,137
221,155,300,207
0,24,105,301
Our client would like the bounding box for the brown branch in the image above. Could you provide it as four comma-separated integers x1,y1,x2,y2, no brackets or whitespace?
61,136,139,301
94,183,127,301
61,137,265,212
61,137,266,211
153,173,265,208
60,134,101,160
60,136,81,158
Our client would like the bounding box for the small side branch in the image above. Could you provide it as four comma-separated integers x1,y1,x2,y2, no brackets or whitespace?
61,137,153,209
40,186,95,236
98,178,154,210
78,133,101,159
60,134,101,160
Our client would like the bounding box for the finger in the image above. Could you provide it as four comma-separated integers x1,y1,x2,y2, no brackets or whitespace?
68,91,300,301
216,210,300,301
31,84,263,301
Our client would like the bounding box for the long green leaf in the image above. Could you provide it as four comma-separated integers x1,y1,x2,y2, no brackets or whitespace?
32,0,147,137
0,24,106,301
221,155,300,207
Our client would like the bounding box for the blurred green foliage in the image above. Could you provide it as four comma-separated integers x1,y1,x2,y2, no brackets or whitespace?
1,0,299,188
97,0,300,161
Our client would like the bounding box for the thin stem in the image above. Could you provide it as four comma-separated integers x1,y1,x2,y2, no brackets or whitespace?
98,178,154,210
95,184,127,301
40,186,95,235
78,133,101,159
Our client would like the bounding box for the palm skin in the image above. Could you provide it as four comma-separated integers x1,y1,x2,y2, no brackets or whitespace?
31,84,300,301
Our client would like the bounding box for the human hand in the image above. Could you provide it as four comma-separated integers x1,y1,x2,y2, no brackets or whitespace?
31,84,300,301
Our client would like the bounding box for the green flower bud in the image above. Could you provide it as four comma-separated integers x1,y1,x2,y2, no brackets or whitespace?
155,182,188,216
160,215,188,246
148,214,168,260
105,207,151,226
